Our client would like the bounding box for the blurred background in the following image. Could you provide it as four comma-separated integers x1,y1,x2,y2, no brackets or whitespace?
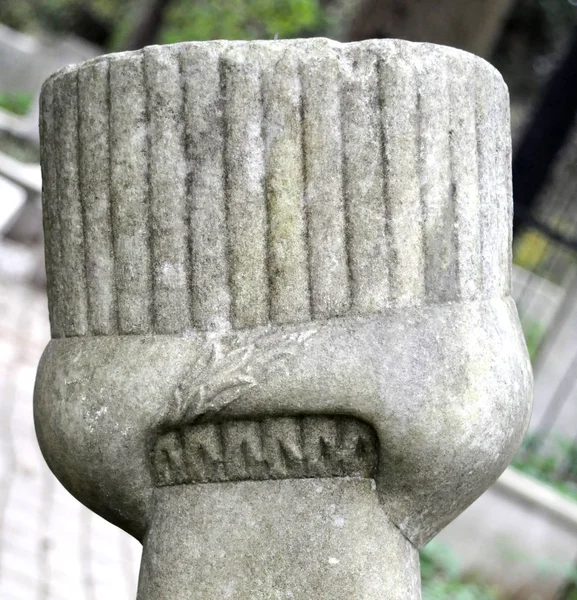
1,1,577,599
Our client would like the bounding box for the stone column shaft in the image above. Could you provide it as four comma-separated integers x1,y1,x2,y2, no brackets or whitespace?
35,39,532,599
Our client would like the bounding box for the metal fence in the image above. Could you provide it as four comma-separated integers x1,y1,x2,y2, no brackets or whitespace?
513,102,577,471
511,75,577,597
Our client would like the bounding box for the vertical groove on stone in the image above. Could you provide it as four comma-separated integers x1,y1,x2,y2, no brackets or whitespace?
417,51,458,303
261,69,272,325
221,53,234,331
107,63,119,333
262,49,310,324
53,68,88,336
301,44,350,319
450,56,483,301
145,47,190,334
109,53,152,334
379,50,425,305
182,45,231,331
476,61,499,300
506,118,513,295
40,79,64,338
78,60,117,335
180,51,194,330
495,73,513,296
339,63,354,316
221,46,269,328
299,61,314,322
375,56,393,310
143,53,155,333
342,47,389,313
505,113,513,296
474,77,485,297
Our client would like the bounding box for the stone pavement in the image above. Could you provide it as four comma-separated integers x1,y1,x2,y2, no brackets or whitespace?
0,273,141,600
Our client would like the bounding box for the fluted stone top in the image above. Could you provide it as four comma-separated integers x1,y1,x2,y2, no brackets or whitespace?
40,38,511,338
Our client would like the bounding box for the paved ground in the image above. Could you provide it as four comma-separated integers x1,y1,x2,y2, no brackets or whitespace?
0,269,141,600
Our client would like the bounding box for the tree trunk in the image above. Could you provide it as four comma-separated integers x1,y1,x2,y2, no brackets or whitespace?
122,0,175,51
346,0,516,57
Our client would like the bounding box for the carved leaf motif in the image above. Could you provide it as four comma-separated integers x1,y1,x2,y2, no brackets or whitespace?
164,329,317,426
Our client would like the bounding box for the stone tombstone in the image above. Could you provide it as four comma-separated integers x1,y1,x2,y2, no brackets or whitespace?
34,39,532,599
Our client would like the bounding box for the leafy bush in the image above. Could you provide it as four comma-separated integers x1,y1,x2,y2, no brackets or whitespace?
0,0,326,50
160,0,324,44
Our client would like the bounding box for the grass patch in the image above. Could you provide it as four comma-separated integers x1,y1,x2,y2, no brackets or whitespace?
421,541,504,600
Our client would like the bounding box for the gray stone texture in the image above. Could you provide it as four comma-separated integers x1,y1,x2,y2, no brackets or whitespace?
35,39,532,599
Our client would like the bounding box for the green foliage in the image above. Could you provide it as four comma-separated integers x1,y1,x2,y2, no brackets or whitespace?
0,0,36,32
160,0,324,44
421,498,577,598
0,0,326,49
0,91,33,116
513,434,577,502
520,317,546,360
514,229,551,273
420,541,503,600
0,0,120,47
513,225,577,288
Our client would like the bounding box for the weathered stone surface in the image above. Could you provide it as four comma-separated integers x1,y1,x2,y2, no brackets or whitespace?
40,38,512,337
35,38,532,599
139,479,420,600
